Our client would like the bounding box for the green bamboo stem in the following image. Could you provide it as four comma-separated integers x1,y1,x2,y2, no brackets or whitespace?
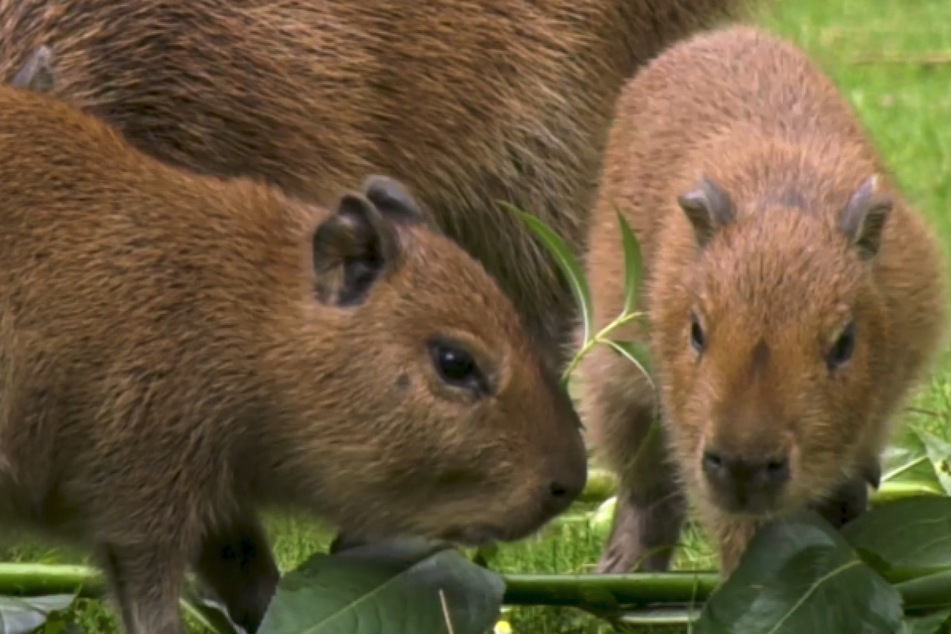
501,566,951,613
0,562,103,597
501,572,718,608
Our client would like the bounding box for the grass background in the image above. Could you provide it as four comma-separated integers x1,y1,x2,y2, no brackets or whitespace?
4,0,951,632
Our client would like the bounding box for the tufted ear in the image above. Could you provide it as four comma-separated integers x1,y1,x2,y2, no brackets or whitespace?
10,45,55,94
837,175,892,260
311,190,402,307
677,176,736,247
361,174,428,226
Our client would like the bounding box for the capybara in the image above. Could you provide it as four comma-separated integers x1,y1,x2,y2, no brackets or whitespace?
0,84,587,634
0,0,752,373
581,25,948,576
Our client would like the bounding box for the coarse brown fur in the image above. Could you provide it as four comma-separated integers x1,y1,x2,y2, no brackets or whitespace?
0,84,587,634
580,25,948,576
0,0,752,373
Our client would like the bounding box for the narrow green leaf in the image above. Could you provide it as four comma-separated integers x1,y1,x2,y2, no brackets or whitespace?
507,204,593,345
606,339,654,383
616,210,644,316
0,594,76,634
843,497,951,572
257,537,505,634
694,510,903,634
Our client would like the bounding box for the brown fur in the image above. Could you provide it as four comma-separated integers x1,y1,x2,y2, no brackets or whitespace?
0,0,751,372
0,84,587,634
581,25,948,576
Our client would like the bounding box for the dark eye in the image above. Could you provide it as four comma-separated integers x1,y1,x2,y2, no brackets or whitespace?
690,312,706,354
428,340,489,395
827,322,856,370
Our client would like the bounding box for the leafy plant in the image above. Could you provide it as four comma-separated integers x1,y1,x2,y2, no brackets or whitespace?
506,204,653,386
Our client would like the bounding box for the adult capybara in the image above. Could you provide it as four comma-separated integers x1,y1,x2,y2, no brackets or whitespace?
581,25,948,576
0,0,753,372
0,84,586,634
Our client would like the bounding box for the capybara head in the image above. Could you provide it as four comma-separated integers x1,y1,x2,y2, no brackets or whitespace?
265,175,588,545
654,172,893,517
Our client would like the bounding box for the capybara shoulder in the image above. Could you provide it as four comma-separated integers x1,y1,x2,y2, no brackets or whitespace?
581,24,948,575
0,0,752,371
0,84,586,633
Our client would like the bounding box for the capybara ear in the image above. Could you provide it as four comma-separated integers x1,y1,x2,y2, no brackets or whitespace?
838,175,892,260
361,174,428,227
677,176,736,247
10,45,55,94
311,190,401,307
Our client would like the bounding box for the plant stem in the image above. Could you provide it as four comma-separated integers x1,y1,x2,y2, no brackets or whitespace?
501,568,951,615
501,572,718,608
0,563,103,597
561,312,644,382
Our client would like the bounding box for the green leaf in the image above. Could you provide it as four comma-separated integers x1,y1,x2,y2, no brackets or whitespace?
694,511,903,634
606,339,654,382
257,538,505,634
895,570,951,612
616,210,644,316
902,609,951,634
911,428,951,496
508,204,593,346
842,497,951,572
0,594,76,634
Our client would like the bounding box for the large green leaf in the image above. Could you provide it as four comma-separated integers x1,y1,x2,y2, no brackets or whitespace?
257,538,505,634
694,511,903,634
508,205,593,347
0,594,75,634
842,497,951,572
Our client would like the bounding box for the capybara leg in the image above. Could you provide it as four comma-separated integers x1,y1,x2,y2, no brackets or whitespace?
100,543,187,634
596,480,686,573
595,418,686,573
194,514,280,634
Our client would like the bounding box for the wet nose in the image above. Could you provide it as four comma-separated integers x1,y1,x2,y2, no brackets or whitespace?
542,474,585,517
701,448,790,510
542,436,588,517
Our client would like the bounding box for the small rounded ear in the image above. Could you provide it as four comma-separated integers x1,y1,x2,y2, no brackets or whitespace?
10,45,55,94
677,176,736,247
361,174,427,226
837,175,892,260
311,191,402,307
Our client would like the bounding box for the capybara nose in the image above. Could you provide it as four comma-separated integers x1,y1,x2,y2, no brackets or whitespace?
542,444,588,517
542,477,583,517
702,448,790,511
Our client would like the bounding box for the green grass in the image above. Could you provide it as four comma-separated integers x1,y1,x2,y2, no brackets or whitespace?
7,0,951,632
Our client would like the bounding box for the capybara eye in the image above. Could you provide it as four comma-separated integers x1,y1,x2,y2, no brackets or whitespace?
827,322,856,370
428,339,489,395
690,312,706,354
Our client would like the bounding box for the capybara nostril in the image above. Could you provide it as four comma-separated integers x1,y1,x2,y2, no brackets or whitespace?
701,445,793,515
